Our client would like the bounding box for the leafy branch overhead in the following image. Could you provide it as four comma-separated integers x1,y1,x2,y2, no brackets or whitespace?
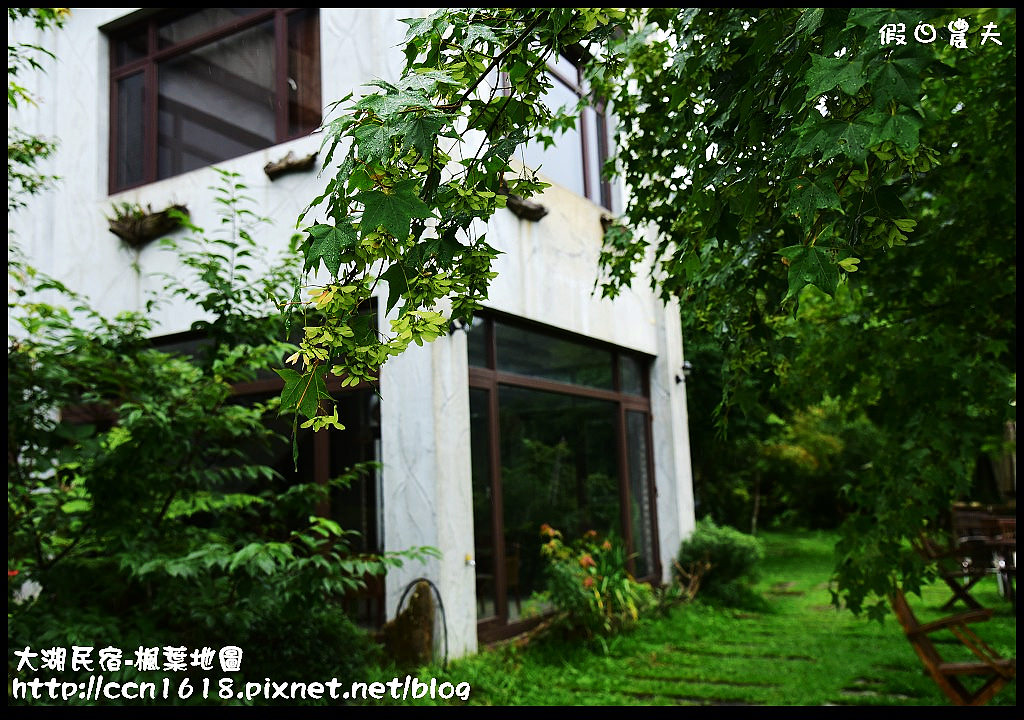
285,8,626,428
582,7,1013,616
591,7,971,313
286,7,1014,616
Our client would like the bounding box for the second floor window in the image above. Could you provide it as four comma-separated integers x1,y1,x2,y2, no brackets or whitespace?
107,8,321,194
519,53,612,210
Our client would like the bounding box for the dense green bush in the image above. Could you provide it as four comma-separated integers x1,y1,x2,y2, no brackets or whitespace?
675,517,766,608
538,525,655,638
7,170,430,705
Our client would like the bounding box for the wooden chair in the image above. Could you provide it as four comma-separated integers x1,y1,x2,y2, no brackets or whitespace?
912,533,989,611
889,589,1015,706
994,518,1015,602
914,506,1011,611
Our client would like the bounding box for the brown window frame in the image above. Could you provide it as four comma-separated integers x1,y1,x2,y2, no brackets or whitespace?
546,51,613,210
467,312,660,643
105,8,321,195
505,49,613,210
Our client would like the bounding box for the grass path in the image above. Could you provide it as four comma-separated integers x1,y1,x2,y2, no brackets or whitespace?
385,530,1016,706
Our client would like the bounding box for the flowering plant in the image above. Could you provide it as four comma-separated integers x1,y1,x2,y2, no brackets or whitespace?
538,525,654,637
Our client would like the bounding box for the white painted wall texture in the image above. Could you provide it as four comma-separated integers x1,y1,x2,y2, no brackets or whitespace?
9,7,695,659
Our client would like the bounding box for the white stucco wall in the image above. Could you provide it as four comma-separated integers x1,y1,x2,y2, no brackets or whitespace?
8,7,695,660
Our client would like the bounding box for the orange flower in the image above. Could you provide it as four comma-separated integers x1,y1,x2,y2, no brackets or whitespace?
583,529,598,540
540,523,561,538
601,540,612,551
579,554,596,569
583,576,595,589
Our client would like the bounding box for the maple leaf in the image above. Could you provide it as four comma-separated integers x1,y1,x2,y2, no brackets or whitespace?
356,179,434,239
304,223,358,276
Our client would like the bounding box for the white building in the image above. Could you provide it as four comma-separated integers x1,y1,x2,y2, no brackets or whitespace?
9,8,695,657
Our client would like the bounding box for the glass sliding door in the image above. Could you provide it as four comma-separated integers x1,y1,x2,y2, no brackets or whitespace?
498,387,620,621
468,314,660,641
470,387,499,621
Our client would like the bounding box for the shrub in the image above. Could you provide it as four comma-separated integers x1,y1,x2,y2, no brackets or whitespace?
7,169,431,705
539,525,655,638
675,517,766,608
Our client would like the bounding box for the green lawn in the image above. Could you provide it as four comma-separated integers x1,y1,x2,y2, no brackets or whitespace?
375,530,1016,706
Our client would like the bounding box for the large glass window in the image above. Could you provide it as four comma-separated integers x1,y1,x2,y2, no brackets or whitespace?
106,8,321,193
468,314,657,639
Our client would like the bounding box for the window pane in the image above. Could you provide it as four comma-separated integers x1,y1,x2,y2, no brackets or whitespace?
518,73,585,197
495,320,613,390
626,410,655,578
157,20,276,179
115,72,145,188
548,54,580,89
470,388,498,620
287,9,321,136
582,106,603,205
620,354,645,396
157,9,264,48
114,34,147,66
499,387,620,621
328,390,381,554
467,316,488,368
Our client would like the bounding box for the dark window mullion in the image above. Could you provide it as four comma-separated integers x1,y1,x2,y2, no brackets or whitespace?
643,410,661,581
274,9,288,141
144,21,158,185
579,97,592,201
107,33,118,195
487,382,509,623
547,64,582,96
596,105,612,210
486,317,497,370
616,402,636,576
110,58,149,78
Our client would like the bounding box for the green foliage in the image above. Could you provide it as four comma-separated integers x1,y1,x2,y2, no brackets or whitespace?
537,525,655,639
294,8,1012,618
676,518,765,609
8,8,68,210
370,530,1015,706
287,8,627,430
582,8,1015,615
8,169,434,704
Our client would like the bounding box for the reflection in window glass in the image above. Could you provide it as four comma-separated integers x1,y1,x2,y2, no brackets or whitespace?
157,20,276,179
519,72,585,197
620,354,645,396
157,8,263,48
495,320,613,390
228,389,380,551
115,35,147,66
287,9,321,136
110,9,321,191
116,73,146,189
626,410,655,578
467,315,488,368
469,388,498,620
499,386,620,621
328,391,382,554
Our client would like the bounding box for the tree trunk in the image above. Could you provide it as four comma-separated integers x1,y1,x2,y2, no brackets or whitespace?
751,470,761,536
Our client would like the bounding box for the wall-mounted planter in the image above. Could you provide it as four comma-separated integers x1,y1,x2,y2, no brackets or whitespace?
264,151,318,181
497,187,548,222
107,203,189,250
